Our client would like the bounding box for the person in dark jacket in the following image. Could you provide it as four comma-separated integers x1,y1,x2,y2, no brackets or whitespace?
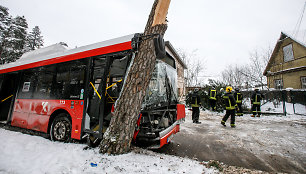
234,88,243,116
191,88,201,124
209,88,217,111
251,88,264,117
221,86,236,128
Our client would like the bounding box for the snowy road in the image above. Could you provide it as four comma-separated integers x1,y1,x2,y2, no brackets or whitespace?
155,110,306,174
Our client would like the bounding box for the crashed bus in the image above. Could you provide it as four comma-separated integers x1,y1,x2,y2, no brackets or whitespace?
0,33,185,148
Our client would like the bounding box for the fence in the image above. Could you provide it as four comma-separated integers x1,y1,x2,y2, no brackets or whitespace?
186,89,306,116
241,89,306,116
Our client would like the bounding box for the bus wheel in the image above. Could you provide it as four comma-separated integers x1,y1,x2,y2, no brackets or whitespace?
50,113,71,142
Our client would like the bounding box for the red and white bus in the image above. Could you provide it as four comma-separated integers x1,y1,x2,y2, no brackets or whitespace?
0,33,185,148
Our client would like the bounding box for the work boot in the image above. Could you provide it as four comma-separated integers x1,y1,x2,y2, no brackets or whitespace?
221,121,226,127
231,124,236,128
195,121,201,124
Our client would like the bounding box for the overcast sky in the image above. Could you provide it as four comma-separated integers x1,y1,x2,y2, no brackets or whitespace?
2,0,306,82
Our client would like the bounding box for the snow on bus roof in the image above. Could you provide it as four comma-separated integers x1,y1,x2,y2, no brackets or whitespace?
0,34,135,72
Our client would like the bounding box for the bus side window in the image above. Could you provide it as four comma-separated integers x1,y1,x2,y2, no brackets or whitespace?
33,66,54,99
55,59,86,100
17,70,36,99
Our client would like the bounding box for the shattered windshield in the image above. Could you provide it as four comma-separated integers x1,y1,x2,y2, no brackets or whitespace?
142,60,177,109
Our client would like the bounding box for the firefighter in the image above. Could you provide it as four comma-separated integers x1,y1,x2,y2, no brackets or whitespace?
234,88,243,116
191,88,201,124
251,88,264,117
209,88,217,111
221,86,236,128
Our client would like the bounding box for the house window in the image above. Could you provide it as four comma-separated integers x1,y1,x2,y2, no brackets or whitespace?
283,44,294,62
274,79,283,89
301,77,306,89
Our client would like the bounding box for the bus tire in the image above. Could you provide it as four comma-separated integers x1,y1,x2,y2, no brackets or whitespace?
50,113,71,143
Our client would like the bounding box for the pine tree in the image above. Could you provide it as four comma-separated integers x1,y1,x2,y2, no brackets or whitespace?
0,6,29,63
9,16,28,62
99,0,170,154
26,26,43,51
0,5,12,64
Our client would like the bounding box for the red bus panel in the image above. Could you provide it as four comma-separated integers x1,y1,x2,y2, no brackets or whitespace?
11,99,84,139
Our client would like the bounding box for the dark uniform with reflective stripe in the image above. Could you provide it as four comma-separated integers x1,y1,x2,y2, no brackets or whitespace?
209,89,217,111
234,91,243,116
221,92,236,127
251,90,264,117
191,91,201,123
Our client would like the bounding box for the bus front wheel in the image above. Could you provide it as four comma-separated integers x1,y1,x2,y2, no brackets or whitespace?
50,113,71,142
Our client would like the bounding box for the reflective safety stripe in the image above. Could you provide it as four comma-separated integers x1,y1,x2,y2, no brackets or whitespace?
191,98,199,107
224,95,235,110
209,90,216,100
236,93,242,103
254,94,260,104
221,120,225,123
230,124,235,126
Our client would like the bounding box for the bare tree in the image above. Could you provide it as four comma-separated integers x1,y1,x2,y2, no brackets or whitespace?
99,0,171,154
221,47,272,89
177,49,205,87
221,64,245,87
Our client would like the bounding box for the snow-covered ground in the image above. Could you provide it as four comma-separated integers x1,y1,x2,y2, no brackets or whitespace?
0,102,305,174
0,128,217,174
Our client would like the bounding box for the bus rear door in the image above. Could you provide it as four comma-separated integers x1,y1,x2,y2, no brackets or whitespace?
0,73,20,124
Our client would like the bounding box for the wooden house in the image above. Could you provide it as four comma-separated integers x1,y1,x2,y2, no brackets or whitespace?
263,32,306,89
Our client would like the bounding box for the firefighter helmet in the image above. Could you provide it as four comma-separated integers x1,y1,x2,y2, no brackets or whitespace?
226,86,233,92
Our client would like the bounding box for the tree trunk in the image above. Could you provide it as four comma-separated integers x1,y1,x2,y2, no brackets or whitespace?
99,0,171,154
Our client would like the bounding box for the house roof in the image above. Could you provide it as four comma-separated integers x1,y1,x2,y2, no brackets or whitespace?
263,32,306,76
165,41,187,69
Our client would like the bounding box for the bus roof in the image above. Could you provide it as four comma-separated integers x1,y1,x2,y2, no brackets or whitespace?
0,34,135,74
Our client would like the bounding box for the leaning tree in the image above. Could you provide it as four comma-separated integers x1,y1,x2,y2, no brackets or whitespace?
99,0,171,154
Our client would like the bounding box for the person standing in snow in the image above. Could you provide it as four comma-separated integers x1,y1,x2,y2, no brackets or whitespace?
234,88,243,116
251,88,264,117
209,88,217,111
221,86,236,128
191,88,201,124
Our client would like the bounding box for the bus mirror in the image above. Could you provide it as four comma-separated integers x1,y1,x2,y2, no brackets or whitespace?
154,35,166,59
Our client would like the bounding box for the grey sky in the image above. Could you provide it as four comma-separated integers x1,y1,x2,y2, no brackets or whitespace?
2,0,306,81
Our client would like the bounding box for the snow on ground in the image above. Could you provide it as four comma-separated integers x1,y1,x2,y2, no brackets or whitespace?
180,108,306,173
0,128,217,174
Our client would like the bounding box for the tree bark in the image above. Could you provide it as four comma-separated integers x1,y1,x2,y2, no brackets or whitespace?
99,0,171,154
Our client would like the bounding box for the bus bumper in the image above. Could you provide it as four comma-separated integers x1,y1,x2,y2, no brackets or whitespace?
147,119,183,149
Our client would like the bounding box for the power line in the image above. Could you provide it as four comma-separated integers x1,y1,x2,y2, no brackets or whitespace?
293,1,306,37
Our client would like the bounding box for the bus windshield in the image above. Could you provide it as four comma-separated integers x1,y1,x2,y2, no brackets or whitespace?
142,60,178,110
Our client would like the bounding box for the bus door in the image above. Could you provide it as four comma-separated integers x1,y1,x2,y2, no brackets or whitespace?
84,53,130,138
0,73,19,124
85,56,109,137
